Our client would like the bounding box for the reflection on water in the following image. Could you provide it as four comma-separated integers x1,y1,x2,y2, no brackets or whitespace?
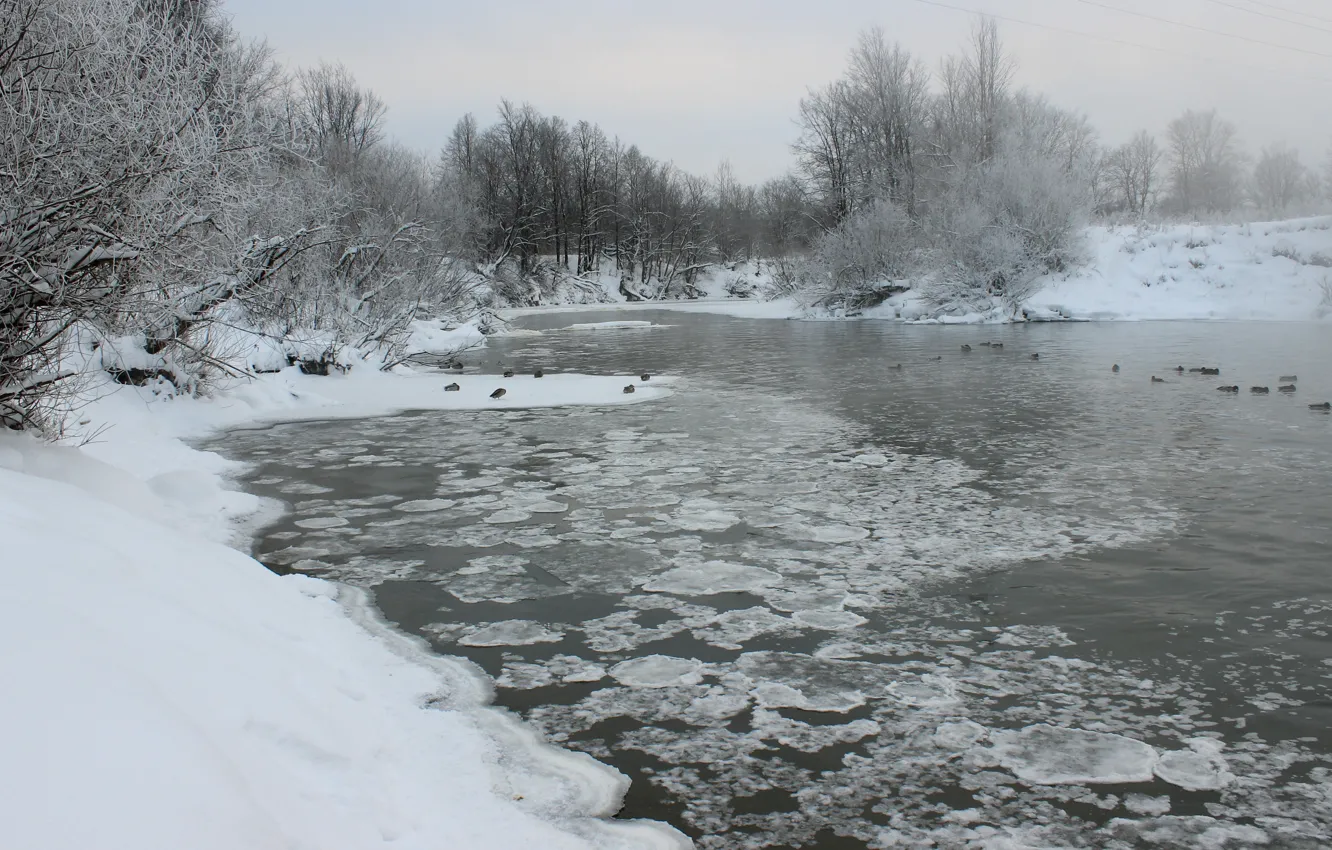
215,314,1332,848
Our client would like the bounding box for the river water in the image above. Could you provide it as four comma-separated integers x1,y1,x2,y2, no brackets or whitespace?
212,312,1332,848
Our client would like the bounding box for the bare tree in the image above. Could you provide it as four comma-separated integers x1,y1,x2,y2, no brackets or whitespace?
795,82,855,223
1107,131,1163,216
843,29,930,215
293,62,387,171
1250,144,1309,212
1165,109,1244,214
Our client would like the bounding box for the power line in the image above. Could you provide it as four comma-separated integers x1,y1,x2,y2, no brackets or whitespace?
1208,0,1332,36
902,0,1332,85
1237,0,1332,26
1069,0,1332,60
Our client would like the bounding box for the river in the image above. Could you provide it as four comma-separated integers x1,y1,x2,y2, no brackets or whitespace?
210,312,1332,848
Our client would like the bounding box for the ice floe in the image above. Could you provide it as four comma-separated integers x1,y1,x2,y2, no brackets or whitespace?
610,655,706,689
990,724,1158,785
642,561,782,596
458,620,566,647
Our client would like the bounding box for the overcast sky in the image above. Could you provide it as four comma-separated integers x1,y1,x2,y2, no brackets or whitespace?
222,0,1332,183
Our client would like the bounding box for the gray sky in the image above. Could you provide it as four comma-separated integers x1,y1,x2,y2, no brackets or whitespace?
223,0,1332,183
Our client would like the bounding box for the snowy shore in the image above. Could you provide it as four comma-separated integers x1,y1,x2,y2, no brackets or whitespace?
503,216,1332,325
0,362,687,850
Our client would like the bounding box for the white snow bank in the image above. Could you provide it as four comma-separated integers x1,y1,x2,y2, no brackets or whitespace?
0,365,687,850
1027,216,1332,322
405,318,487,355
503,216,1332,325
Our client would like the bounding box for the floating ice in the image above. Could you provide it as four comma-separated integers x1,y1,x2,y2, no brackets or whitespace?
393,498,456,512
293,516,348,529
261,544,348,565
565,320,656,330
994,624,1077,648
690,607,794,650
610,655,705,688
851,453,889,467
668,509,741,532
740,652,890,713
888,674,960,709
458,620,565,647
1123,793,1172,816
751,708,881,753
642,561,782,596
544,654,607,683
990,724,1158,785
483,508,531,524
1154,739,1233,791
278,481,333,494
525,500,569,513
792,609,869,630
497,662,554,689
934,720,989,750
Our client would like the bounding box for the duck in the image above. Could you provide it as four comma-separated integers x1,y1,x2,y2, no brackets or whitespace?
1310,402,1331,410
444,382,461,392
1175,366,1185,373
450,361,464,371
1112,364,1120,373
979,341,992,347
1151,376,1166,383
1217,385,1239,393
1280,375,1298,382
503,368,514,378
623,385,636,394
1029,353,1040,361
1279,384,1297,393
490,388,507,399
1200,367,1221,376
533,369,544,378
932,356,942,361
888,363,903,370
992,342,1004,349
1188,367,1203,373
1251,386,1270,394
640,373,651,381
961,344,972,352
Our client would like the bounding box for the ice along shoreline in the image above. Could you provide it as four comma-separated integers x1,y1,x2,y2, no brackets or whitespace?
0,362,689,850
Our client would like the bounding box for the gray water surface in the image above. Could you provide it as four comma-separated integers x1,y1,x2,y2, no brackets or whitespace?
214,313,1332,848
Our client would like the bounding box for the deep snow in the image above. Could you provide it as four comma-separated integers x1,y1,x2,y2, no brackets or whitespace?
0,358,685,850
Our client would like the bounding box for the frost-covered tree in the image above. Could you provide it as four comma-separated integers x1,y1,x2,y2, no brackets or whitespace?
1250,144,1309,213
1165,109,1244,214
0,0,307,429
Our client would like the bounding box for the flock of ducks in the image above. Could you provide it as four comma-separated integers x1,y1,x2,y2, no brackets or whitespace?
1126,365,1328,409
949,345,1327,410
441,360,650,399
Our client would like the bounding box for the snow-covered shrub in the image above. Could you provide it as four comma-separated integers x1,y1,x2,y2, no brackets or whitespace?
723,272,759,298
802,199,918,310
927,148,1089,309
1272,243,1301,263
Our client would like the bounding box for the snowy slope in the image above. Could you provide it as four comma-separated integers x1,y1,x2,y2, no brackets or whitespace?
0,365,687,850
1026,216,1332,322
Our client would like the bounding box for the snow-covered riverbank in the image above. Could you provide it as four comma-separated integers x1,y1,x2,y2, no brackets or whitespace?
503,216,1332,325
0,362,686,850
